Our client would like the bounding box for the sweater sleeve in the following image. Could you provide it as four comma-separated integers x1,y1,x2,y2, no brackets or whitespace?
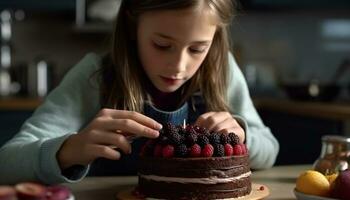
0,53,101,184
227,53,279,169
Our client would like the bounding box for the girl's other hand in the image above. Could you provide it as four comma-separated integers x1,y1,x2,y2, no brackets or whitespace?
195,112,245,143
57,109,162,170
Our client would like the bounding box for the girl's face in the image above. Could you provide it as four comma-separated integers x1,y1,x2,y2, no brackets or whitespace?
137,8,217,93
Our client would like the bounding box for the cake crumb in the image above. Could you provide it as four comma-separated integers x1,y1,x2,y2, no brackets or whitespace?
259,186,265,191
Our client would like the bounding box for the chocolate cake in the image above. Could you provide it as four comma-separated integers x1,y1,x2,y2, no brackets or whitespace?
137,123,251,200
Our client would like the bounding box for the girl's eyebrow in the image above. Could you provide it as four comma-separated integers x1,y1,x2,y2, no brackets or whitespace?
154,32,212,45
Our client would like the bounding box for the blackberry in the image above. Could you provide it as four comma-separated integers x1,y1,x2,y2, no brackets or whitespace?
186,127,197,138
176,125,186,136
141,140,155,156
220,134,230,144
163,123,178,136
209,133,221,144
214,144,225,157
168,132,183,145
194,125,201,133
159,128,166,137
197,135,209,147
157,135,169,145
176,144,188,157
185,132,198,146
197,127,210,135
185,125,197,135
229,132,240,146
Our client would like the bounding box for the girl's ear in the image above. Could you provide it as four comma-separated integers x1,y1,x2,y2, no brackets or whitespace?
126,10,137,40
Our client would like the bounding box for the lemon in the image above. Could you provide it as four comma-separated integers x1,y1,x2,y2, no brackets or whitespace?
296,170,330,197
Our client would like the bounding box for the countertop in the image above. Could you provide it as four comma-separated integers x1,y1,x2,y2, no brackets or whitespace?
0,97,42,110
64,164,311,200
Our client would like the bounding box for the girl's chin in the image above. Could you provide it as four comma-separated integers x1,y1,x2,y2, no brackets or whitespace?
156,85,182,93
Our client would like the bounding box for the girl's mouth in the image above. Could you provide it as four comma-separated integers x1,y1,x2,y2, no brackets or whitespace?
160,76,182,85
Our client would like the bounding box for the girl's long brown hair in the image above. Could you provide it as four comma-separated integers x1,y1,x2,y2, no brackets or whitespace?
100,0,236,112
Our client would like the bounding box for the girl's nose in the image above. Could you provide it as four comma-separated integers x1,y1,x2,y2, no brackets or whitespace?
169,50,187,73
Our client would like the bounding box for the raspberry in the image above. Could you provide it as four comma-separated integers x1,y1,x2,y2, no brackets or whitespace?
139,139,155,156
176,144,188,157
153,144,163,157
228,132,240,146
240,143,247,155
189,144,201,157
224,144,233,156
220,134,230,144
162,144,174,158
232,144,243,155
209,133,221,144
201,144,214,157
214,144,225,157
197,135,209,147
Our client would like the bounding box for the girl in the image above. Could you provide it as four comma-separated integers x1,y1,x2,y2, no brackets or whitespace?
0,0,279,184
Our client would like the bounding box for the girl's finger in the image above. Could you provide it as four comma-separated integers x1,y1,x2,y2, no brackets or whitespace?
99,109,162,130
91,144,121,160
102,118,160,138
196,112,228,131
195,112,214,127
90,131,132,154
211,118,235,133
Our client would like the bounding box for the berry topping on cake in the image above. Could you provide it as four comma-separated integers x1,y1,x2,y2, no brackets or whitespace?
140,123,247,158
162,145,175,158
224,144,234,156
197,135,209,147
201,144,214,157
176,144,188,157
229,132,240,146
189,144,201,157
233,144,244,155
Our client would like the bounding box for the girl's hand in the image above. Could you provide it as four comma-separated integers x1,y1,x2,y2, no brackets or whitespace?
57,109,162,170
195,112,245,143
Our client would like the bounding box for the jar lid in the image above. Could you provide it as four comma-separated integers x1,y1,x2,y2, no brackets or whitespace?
322,135,350,143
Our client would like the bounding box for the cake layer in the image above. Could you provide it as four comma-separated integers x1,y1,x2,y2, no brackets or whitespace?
138,155,249,178
138,176,251,200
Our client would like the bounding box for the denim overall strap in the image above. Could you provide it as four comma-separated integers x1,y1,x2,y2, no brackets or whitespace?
143,101,189,126
187,92,207,124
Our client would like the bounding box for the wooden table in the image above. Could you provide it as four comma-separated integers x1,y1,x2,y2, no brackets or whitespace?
64,165,311,200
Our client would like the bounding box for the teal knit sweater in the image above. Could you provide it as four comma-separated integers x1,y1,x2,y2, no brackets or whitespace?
0,53,279,184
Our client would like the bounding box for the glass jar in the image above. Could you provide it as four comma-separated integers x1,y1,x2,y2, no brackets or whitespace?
313,135,350,175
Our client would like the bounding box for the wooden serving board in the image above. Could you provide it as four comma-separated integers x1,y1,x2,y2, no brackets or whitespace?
116,183,270,200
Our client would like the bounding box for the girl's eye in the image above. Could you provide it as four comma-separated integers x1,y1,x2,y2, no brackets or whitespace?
153,42,171,50
189,47,207,54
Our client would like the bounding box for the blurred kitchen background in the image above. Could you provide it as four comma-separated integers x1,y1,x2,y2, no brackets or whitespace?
0,0,350,166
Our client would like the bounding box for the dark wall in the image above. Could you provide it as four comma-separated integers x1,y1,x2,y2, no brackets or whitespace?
258,109,343,165
0,111,33,147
